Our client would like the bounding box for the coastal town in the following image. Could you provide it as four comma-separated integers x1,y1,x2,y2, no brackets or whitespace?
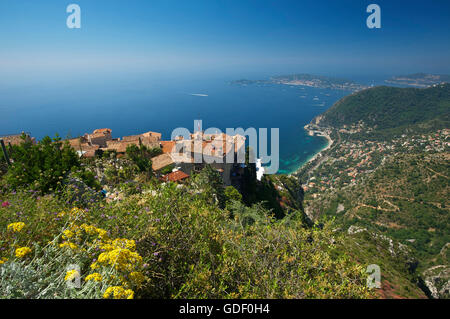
299,123,450,198
231,73,368,91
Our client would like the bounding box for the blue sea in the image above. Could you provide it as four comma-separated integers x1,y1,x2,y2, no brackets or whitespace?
0,72,352,174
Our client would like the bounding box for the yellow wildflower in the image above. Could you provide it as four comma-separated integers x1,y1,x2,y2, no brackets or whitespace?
90,261,99,270
70,207,86,219
103,286,134,299
58,208,87,220
77,224,109,241
111,238,136,251
85,273,103,282
62,229,75,239
98,242,115,251
98,238,135,252
98,248,143,272
81,224,98,236
129,271,146,287
7,222,26,233
65,269,80,281
0,257,8,265
96,228,109,241
15,247,32,258
59,242,78,250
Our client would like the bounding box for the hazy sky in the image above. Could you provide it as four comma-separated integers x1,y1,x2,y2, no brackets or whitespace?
0,0,449,78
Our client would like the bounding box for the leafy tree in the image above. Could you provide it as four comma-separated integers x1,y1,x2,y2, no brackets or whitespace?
224,185,242,210
190,165,226,208
5,134,82,193
125,144,154,176
227,200,270,227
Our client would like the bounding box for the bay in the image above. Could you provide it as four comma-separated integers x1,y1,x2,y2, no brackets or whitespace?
0,73,350,174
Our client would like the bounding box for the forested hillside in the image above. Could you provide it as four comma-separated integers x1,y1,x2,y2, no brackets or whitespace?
319,83,450,139
302,84,450,298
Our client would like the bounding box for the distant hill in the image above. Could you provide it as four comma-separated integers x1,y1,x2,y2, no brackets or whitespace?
318,83,450,139
385,73,450,88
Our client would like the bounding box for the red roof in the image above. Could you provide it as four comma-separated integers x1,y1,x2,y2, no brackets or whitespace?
160,141,176,154
163,170,190,182
93,128,112,134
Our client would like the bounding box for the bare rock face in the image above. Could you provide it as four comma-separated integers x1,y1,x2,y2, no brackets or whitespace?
422,265,450,299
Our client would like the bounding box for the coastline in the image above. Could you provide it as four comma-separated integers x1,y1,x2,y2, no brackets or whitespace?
305,131,333,165
288,124,333,176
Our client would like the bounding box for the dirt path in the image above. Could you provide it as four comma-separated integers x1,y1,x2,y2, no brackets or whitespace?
426,167,449,180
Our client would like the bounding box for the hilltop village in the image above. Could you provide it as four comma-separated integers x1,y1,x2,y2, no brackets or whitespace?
1,128,248,187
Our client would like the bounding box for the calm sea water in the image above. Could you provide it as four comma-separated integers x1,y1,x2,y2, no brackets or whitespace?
0,73,350,174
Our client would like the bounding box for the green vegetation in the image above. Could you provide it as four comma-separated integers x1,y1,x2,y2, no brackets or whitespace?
0,137,374,299
321,83,450,140
315,153,449,271
302,83,449,298
4,134,99,193
125,144,162,176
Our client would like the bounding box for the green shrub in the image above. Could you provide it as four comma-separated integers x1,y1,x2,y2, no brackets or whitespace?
224,186,242,210
160,164,175,175
190,165,226,208
125,144,162,175
4,134,97,193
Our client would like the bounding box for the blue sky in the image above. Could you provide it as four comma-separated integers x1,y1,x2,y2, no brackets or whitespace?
0,0,449,78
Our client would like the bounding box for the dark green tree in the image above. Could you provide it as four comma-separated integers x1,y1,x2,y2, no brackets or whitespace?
125,144,158,176
5,134,81,193
191,165,226,208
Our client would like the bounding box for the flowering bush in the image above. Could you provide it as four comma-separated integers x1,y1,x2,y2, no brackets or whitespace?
0,204,147,299
0,180,372,299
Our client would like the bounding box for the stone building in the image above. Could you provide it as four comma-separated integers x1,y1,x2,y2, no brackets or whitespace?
155,132,246,186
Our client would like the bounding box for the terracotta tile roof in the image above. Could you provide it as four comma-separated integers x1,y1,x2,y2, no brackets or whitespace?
122,134,159,147
67,137,89,149
174,133,243,157
170,152,193,164
1,134,35,146
142,131,162,140
93,128,112,134
152,153,175,171
160,141,176,154
162,170,189,182
140,136,160,148
82,150,97,158
122,135,141,142
167,137,240,160
106,140,133,153
83,144,99,151
90,132,110,139
200,140,235,157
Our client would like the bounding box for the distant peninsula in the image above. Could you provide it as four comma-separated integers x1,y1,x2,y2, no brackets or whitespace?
231,73,368,91
385,73,450,88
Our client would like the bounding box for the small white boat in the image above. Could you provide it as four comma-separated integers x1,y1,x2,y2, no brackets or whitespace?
190,93,208,97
